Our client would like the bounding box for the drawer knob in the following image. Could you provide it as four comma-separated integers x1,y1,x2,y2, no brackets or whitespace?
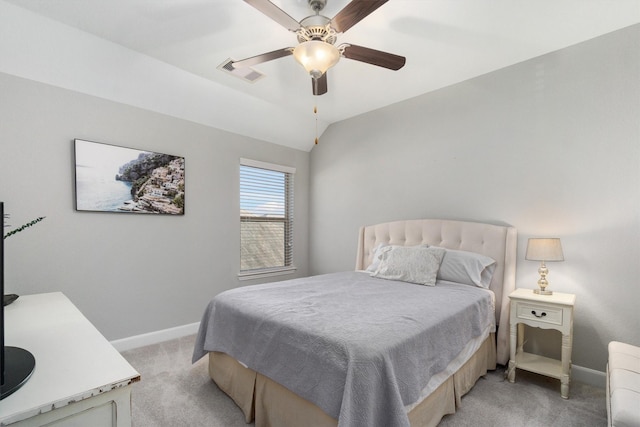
531,310,547,318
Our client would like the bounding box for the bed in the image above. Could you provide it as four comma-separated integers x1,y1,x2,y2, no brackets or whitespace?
193,218,517,427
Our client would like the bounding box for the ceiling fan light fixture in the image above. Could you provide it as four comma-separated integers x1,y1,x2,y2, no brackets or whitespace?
237,0,404,95
293,40,340,77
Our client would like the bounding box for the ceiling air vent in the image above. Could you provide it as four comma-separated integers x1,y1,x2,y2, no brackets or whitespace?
218,59,265,83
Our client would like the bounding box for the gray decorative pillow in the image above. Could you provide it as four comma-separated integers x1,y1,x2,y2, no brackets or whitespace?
371,246,446,286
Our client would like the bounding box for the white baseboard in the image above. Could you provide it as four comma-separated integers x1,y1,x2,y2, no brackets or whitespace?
573,364,606,389
110,322,200,352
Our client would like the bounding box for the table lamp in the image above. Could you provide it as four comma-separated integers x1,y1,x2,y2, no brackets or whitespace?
525,238,564,295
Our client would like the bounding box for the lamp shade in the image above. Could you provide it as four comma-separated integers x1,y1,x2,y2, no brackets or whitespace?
525,238,564,262
293,41,340,77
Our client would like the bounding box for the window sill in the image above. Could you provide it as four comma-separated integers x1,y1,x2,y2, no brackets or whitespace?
238,266,297,281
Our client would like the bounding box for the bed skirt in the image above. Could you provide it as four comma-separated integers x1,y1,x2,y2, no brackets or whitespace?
207,333,496,427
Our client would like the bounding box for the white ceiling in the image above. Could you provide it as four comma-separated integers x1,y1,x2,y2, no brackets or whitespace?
2,0,639,151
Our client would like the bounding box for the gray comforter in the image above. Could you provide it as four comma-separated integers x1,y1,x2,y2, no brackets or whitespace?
193,271,494,427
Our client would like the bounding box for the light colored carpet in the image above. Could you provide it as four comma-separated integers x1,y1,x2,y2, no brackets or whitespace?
121,335,607,427
438,367,607,426
122,334,251,427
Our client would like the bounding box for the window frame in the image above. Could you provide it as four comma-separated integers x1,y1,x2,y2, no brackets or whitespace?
238,158,296,280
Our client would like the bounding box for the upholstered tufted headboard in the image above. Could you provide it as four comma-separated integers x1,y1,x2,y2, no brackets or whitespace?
355,218,517,365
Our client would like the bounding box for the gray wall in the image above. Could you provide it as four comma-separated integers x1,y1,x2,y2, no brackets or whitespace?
0,72,310,341
309,25,640,372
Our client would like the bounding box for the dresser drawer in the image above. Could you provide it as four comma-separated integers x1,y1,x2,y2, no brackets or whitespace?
515,302,563,326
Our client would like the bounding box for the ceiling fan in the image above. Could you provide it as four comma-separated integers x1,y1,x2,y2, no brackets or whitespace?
229,0,406,96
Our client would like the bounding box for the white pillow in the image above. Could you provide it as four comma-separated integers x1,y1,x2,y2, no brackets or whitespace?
435,248,497,288
365,243,390,272
371,245,446,286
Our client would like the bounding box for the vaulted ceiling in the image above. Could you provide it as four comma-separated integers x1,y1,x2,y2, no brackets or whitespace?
2,0,639,151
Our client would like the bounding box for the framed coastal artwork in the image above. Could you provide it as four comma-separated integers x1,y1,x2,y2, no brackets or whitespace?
74,139,185,215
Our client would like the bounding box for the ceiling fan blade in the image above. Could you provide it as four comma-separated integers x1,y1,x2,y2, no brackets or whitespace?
243,0,301,32
312,73,328,96
330,0,388,33
341,44,406,70
231,48,293,69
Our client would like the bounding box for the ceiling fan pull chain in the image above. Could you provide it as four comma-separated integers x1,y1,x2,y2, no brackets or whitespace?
314,105,319,145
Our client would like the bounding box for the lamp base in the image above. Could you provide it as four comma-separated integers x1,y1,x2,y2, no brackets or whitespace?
1,346,36,400
534,289,553,295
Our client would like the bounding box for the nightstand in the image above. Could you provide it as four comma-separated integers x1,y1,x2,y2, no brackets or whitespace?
507,288,576,398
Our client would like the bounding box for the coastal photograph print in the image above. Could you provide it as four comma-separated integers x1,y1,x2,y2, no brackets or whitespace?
74,139,185,215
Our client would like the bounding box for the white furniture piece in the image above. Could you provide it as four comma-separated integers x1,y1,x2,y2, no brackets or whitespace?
1,292,140,427
607,341,640,427
507,288,576,399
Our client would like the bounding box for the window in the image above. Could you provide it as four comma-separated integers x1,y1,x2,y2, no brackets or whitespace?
239,159,295,279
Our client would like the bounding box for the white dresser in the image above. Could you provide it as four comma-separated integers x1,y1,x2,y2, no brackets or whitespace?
1,292,140,426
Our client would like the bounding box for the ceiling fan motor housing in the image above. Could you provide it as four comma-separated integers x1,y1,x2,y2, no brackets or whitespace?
297,15,337,44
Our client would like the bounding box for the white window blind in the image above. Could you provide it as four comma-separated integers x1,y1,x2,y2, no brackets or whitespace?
239,159,294,277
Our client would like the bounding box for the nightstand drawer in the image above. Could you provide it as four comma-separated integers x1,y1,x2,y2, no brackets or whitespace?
515,302,563,326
